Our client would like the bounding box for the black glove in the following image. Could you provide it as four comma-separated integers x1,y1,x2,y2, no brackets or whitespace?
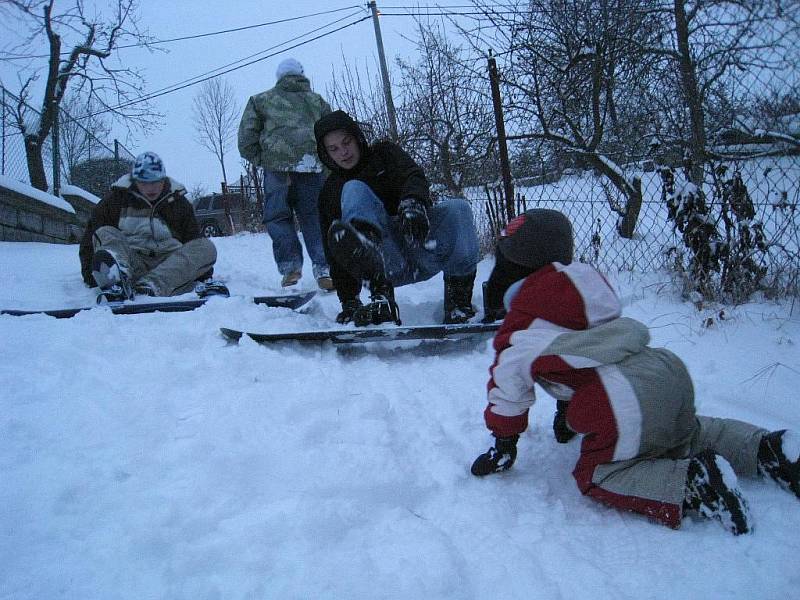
470,434,519,476
336,298,363,324
553,400,576,443
398,198,429,247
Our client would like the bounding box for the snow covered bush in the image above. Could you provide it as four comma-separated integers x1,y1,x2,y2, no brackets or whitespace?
660,163,770,304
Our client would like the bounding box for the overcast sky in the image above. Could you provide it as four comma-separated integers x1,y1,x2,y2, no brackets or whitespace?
1,1,474,194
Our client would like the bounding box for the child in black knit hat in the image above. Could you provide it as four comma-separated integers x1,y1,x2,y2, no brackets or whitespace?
473,209,800,534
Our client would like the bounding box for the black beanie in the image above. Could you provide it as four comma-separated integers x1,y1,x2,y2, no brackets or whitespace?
498,209,573,271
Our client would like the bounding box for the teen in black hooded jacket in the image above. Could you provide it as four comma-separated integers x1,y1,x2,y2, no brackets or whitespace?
314,110,480,326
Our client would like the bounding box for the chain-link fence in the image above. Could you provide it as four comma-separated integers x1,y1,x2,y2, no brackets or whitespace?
455,1,800,299
1,84,135,198
468,152,799,276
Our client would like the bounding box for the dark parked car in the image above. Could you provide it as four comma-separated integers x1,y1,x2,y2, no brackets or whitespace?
193,193,243,237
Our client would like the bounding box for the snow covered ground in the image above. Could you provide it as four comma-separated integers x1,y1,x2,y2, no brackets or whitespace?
1,233,799,600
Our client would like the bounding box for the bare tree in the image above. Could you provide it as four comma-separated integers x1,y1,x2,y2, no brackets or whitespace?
191,77,239,186
3,0,157,191
59,92,111,176
641,1,796,181
395,20,497,196
327,24,497,196
464,0,662,237
187,183,208,201
326,52,393,141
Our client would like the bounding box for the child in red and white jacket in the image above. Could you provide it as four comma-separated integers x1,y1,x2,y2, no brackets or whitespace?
473,209,800,534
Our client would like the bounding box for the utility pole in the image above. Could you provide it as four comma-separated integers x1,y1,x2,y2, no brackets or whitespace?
488,50,514,222
368,1,398,140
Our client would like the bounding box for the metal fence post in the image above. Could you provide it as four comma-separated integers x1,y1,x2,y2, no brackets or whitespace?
2,87,6,176
488,51,515,222
52,98,60,196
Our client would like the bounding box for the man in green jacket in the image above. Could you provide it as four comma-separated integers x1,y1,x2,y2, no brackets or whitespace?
238,58,333,290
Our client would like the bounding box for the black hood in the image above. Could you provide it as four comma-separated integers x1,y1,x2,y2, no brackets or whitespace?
314,110,369,172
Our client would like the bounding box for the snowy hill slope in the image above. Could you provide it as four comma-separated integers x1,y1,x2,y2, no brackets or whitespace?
1,233,799,600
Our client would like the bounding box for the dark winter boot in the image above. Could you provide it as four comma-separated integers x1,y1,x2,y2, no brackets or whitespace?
683,450,752,535
194,279,231,298
553,400,577,443
443,271,477,324
92,249,129,290
353,274,401,327
757,430,800,499
96,283,134,304
327,220,385,282
134,281,158,297
471,435,519,476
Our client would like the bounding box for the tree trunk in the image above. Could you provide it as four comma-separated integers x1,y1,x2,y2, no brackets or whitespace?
583,153,642,239
439,142,461,196
674,0,706,185
25,135,49,191
617,176,643,239
219,154,228,186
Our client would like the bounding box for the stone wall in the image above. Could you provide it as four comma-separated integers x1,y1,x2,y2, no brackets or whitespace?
0,184,91,244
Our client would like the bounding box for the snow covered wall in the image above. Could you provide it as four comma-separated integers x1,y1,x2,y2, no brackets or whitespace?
0,173,93,243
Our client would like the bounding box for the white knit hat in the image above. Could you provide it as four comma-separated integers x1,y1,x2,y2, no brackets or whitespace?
276,58,304,81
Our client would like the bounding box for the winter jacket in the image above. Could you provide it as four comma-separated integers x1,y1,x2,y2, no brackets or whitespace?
485,261,693,437
484,261,698,527
79,175,204,285
313,110,431,302
238,74,331,172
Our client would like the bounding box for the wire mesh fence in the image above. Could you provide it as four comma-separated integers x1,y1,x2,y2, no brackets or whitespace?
0,84,135,198
0,87,36,185
467,153,799,277
454,1,800,298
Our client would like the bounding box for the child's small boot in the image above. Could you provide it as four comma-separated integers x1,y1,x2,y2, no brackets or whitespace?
758,429,800,499
683,450,752,535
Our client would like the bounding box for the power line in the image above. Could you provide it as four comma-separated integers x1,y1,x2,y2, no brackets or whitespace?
377,3,516,13
379,3,506,7
114,9,364,111
380,11,518,16
83,14,371,119
92,7,515,120
0,5,364,60
380,3,479,6
119,6,364,48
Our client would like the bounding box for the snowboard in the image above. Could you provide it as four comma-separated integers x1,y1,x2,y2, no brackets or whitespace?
220,321,501,345
1,291,316,319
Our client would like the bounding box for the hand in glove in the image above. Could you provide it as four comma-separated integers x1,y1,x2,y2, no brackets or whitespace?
336,297,363,324
470,434,519,476
553,400,576,443
398,198,429,247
